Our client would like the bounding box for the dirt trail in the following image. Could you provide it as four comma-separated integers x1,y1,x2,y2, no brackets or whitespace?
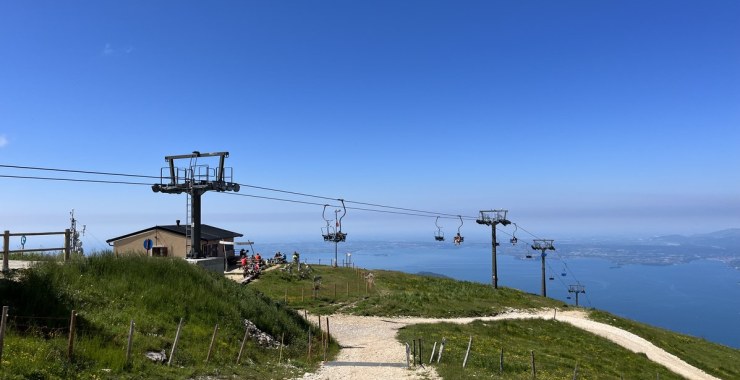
295,309,720,380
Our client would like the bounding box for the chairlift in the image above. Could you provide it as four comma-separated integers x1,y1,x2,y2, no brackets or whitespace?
332,199,348,243
454,215,464,245
321,204,336,241
434,216,445,241
510,223,519,245
549,276,555,281
525,253,533,259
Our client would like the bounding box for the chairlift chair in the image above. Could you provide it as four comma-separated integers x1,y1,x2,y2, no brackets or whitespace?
434,216,445,241
454,215,464,245
321,204,336,241
510,223,519,245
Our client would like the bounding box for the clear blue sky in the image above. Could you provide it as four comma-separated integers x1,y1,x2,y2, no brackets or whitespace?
1,1,738,250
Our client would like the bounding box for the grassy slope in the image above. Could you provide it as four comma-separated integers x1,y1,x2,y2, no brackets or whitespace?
252,265,563,316
589,310,739,380
397,319,680,379
0,255,338,379
254,264,739,379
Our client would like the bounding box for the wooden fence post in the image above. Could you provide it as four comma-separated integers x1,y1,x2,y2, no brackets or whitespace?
0,306,8,365
499,347,504,374
306,328,312,361
67,310,77,360
419,339,423,367
412,339,416,366
168,318,183,366
325,317,330,346
206,324,218,363
462,336,473,368
531,350,536,379
2,231,9,272
64,229,71,261
573,361,579,380
237,327,249,364
279,333,285,363
125,319,135,367
429,342,437,364
437,337,446,363
405,342,410,368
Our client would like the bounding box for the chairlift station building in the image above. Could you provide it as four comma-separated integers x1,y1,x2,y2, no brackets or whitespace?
106,222,242,259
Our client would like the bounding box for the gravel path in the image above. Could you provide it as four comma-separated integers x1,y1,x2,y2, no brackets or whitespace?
294,309,720,380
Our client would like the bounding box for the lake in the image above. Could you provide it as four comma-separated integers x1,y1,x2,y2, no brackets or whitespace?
259,240,740,349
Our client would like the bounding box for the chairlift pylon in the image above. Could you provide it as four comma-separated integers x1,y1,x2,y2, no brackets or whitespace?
434,216,445,241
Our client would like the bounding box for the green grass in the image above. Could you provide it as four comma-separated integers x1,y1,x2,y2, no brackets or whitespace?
6,251,63,261
0,253,338,379
589,310,740,379
252,265,564,317
254,264,740,380
397,319,683,379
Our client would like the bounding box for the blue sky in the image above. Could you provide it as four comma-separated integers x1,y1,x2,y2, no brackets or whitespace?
1,1,738,250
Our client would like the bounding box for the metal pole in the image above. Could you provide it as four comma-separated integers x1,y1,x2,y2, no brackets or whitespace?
492,224,498,288
541,251,547,297
192,190,202,257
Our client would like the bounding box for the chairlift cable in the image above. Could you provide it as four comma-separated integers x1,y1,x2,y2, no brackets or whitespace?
0,174,152,186
0,164,160,179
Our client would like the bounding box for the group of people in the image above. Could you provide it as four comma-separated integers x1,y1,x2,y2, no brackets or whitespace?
238,249,300,278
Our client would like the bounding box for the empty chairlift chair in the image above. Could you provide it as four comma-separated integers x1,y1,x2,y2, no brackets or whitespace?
434,216,445,241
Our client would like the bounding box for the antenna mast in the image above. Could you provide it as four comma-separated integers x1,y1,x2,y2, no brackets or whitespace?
152,151,240,258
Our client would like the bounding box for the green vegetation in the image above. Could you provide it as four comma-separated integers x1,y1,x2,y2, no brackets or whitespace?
6,251,63,261
589,310,740,379
397,319,681,379
255,264,739,379
0,253,338,379
2,257,737,380
252,265,563,316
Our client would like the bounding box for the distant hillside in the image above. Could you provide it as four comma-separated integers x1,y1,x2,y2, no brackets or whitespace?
648,228,740,248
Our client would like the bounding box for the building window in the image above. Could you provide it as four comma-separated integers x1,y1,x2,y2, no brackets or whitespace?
152,247,168,257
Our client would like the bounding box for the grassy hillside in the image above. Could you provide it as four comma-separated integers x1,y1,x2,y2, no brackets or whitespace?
0,254,338,379
589,310,740,379
252,265,563,316
253,264,740,379
398,319,680,379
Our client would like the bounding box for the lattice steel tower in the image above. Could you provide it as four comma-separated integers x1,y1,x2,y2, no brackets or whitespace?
152,151,240,258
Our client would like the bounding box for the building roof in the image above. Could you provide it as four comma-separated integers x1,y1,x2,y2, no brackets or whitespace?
106,224,243,243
